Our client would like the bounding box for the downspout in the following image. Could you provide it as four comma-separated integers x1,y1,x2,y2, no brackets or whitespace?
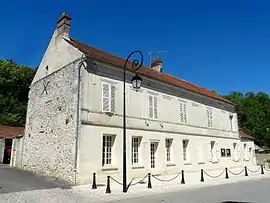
74,55,87,185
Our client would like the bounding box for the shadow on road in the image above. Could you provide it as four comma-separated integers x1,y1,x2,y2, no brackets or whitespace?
221,201,253,203
0,166,71,194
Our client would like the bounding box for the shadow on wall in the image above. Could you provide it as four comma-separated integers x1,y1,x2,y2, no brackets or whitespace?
221,201,253,203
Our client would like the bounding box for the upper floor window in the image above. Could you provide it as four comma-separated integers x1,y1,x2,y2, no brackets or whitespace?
206,108,213,128
102,83,116,113
148,94,158,119
180,102,188,124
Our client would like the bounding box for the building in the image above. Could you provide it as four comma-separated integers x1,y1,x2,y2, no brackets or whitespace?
18,13,256,185
239,131,256,162
0,125,24,165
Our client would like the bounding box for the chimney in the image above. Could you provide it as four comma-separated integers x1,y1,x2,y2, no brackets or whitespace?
57,12,71,37
151,57,163,72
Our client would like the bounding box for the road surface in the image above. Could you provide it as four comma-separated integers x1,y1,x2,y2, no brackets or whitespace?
109,178,270,203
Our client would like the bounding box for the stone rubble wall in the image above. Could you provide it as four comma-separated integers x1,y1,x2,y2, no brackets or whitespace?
21,61,80,184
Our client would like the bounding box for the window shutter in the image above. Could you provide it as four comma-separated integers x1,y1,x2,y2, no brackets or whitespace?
208,142,212,162
102,84,110,112
215,142,220,162
149,95,153,118
154,96,158,119
110,85,116,112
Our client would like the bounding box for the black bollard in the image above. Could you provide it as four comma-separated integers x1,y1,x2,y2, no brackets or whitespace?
200,169,204,182
181,170,185,184
244,166,248,176
261,165,264,175
92,173,97,189
225,168,229,179
147,173,152,189
106,176,111,194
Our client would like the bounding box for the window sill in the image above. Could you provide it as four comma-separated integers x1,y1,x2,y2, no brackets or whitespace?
166,163,176,167
184,162,192,165
101,165,118,171
212,161,219,164
131,165,145,169
198,161,205,164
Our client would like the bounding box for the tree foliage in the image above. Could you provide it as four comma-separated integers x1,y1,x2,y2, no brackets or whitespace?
224,92,270,148
0,59,36,126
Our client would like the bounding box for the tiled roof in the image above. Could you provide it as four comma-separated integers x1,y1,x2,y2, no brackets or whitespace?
239,131,256,140
0,125,24,139
66,38,234,105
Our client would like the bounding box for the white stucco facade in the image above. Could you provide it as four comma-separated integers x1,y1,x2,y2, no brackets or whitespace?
18,13,256,185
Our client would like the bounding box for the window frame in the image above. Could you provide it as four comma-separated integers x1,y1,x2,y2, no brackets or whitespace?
182,139,189,162
206,108,213,128
102,82,116,113
148,94,158,119
165,138,173,163
179,102,188,124
102,134,115,166
131,136,141,165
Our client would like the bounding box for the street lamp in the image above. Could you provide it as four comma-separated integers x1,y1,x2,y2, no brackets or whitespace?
123,50,143,193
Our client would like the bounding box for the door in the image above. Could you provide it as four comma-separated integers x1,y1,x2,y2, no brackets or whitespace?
3,139,12,164
150,143,157,168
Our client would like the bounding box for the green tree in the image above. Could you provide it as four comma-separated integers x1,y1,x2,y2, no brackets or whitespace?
0,59,36,126
225,91,270,148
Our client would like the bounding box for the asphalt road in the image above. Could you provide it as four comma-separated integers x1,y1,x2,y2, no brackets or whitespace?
0,164,70,194
110,178,270,203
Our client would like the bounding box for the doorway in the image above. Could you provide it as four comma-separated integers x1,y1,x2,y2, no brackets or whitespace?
150,142,158,168
3,139,12,164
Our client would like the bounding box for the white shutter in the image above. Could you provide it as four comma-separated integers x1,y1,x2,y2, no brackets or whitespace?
110,85,116,112
208,142,213,162
183,103,187,123
154,96,158,119
149,95,153,118
215,142,220,162
102,83,110,112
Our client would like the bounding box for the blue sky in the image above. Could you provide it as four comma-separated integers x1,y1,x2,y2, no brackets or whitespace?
0,0,269,95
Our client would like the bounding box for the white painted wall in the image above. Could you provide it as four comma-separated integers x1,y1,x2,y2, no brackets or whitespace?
76,62,256,184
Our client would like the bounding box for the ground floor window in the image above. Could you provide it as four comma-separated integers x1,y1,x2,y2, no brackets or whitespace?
165,139,173,162
102,134,115,166
221,148,231,157
182,139,189,161
132,137,142,164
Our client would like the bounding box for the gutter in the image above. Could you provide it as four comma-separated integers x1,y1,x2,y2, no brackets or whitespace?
74,55,87,185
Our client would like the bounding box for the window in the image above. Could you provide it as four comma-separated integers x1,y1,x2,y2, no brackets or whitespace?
226,149,231,157
206,108,213,127
102,135,114,166
102,83,116,113
221,148,226,157
132,137,141,164
180,102,188,124
182,140,189,161
165,139,173,162
229,115,233,131
149,94,158,119
221,148,231,157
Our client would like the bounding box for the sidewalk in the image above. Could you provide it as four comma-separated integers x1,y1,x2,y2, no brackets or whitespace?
71,165,270,203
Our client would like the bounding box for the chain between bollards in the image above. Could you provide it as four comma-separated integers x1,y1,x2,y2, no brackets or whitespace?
225,167,229,179
92,173,97,189
147,173,152,188
106,176,111,194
